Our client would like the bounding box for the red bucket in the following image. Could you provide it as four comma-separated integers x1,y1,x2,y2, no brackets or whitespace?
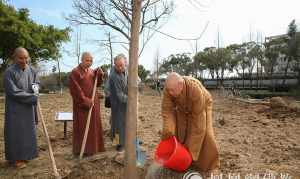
155,136,192,172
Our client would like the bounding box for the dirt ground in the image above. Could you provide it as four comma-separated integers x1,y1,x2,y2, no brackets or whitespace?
0,87,299,179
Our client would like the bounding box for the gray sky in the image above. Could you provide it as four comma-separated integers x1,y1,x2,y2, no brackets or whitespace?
11,0,300,72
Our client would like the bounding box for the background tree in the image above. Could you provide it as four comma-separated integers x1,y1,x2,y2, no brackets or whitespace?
283,19,300,85
227,44,243,74
192,54,206,79
216,47,232,85
194,47,218,79
245,41,259,88
0,2,70,73
263,38,283,91
100,64,112,73
251,43,264,88
159,53,193,76
39,72,70,92
235,43,247,87
138,64,150,81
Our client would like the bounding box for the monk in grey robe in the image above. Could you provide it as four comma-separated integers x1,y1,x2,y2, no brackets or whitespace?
161,72,220,176
108,54,128,152
3,47,39,169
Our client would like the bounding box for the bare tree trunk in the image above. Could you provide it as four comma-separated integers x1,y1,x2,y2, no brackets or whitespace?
270,66,275,92
154,48,160,90
297,62,300,86
57,59,63,95
124,0,141,178
298,69,300,86
242,67,245,88
194,40,198,78
76,26,81,65
210,70,214,79
249,71,252,89
256,58,259,91
108,33,113,67
221,68,225,86
216,70,220,87
282,57,291,86
260,64,263,87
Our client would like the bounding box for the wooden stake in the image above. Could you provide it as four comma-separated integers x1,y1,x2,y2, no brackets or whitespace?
37,101,61,179
79,74,98,160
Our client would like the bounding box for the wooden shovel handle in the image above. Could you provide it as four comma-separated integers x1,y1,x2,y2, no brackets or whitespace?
79,74,98,159
37,101,61,178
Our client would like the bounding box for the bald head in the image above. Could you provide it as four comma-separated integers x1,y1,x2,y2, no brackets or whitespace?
13,47,29,69
80,52,93,69
165,72,184,97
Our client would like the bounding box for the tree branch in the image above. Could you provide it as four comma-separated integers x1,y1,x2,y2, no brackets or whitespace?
111,0,132,24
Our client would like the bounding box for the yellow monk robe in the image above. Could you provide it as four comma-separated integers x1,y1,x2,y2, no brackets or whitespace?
161,76,220,172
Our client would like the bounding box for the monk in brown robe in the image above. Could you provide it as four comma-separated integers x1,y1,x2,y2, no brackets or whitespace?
161,72,220,175
69,52,105,156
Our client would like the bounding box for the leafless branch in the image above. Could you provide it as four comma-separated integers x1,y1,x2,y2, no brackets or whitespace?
143,21,209,41
111,0,131,23
67,0,174,56
120,43,129,52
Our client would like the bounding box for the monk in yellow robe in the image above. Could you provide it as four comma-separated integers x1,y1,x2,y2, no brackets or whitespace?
161,72,220,175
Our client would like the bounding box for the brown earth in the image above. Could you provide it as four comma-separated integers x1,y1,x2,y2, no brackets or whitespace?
0,87,299,179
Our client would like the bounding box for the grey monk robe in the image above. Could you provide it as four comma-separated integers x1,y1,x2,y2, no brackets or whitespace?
108,67,127,147
3,64,39,161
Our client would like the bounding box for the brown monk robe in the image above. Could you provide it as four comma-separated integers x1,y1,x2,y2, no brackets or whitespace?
161,73,220,173
69,52,105,155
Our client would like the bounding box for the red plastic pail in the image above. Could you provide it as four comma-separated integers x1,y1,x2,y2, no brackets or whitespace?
155,136,192,172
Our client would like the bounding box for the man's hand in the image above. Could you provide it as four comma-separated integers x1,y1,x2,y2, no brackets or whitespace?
32,83,39,96
88,98,94,108
82,98,94,109
95,67,104,77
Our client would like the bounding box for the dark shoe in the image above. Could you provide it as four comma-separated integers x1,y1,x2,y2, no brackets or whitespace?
116,144,124,152
1,161,13,167
83,153,93,157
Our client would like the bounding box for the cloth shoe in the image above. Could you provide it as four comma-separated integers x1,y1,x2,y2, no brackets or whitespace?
14,160,27,169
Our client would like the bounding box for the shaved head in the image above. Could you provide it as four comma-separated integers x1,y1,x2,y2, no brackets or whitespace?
13,47,29,60
81,52,93,62
80,52,93,69
13,47,29,69
165,72,184,97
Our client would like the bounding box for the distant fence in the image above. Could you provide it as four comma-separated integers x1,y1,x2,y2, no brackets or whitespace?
202,77,298,91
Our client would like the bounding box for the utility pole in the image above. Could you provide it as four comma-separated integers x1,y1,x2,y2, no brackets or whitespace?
56,58,63,95
249,24,252,42
108,32,113,67
154,48,160,87
217,27,221,86
76,26,81,65
194,39,198,78
256,31,259,91
192,21,209,79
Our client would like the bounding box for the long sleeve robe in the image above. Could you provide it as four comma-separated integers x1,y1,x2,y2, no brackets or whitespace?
69,65,105,155
3,64,39,161
108,67,128,147
161,76,220,172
